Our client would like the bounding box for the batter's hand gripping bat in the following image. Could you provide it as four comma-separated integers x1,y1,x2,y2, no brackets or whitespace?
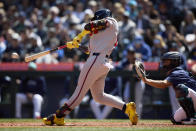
25,30,90,62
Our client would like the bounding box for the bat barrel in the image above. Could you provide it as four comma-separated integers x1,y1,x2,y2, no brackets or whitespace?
25,50,52,62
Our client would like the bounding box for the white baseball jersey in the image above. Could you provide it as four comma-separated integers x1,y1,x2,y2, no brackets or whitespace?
89,17,118,56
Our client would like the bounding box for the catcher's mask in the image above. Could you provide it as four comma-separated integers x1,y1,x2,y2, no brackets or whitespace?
91,9,112,21
160,51,182,72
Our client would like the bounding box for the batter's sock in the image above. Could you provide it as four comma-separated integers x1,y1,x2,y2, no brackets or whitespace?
122,104,126,113
56,109,66,118
56,103,72,118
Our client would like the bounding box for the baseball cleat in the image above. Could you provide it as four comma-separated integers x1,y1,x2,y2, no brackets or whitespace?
43,114,65,126
182,118,196,125
125,102,138,125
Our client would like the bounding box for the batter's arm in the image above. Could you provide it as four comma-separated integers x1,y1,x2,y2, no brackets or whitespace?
143,78,172,89
84,19,109,32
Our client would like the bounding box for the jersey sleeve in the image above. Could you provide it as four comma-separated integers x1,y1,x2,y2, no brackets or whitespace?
106,17,119,33
165,73,177,87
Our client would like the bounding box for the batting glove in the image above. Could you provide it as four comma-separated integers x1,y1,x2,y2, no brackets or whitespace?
66,41,76,49
72,36,81,48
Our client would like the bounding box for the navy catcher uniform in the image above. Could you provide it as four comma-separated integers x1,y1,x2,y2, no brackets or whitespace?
136,51,196,125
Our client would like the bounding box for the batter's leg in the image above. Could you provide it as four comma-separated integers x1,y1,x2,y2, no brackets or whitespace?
43,56,100,125
90,75,138,125
90,75,125,110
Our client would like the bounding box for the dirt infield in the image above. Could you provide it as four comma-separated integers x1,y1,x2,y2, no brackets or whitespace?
0,121,196,128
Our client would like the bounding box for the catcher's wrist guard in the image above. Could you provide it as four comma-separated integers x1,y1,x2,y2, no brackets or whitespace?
84,19,108,33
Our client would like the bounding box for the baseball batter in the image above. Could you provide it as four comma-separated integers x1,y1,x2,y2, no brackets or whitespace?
43,9,138,126
136,51,196,125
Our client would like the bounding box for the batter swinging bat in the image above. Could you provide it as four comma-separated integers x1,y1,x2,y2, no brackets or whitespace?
25,30,90,62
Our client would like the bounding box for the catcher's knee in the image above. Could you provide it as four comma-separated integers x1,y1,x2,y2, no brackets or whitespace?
171,116,182,125
175,84,195,118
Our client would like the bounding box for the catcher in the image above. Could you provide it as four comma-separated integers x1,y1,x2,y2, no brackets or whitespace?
135,51,196,124
43,9,138,126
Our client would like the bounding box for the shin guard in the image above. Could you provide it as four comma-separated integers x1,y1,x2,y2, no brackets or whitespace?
178,97,195,118
176,84,195,118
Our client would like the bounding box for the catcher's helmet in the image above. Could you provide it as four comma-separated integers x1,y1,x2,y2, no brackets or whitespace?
91,9,112,21
161,51,182,71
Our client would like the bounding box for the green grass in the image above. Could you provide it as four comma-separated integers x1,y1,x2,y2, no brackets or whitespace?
1,128,196,131
0,119,195,131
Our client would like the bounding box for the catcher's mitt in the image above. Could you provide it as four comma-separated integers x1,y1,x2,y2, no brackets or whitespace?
134,60,147,79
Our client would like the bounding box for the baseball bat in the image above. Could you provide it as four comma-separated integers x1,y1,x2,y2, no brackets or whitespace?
25,45,67,62
25,30,90,62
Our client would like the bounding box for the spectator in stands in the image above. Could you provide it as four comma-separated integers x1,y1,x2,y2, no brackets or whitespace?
0,35,6,60
116,46,145,117
2,32,22,62
172,0,196,13
156,1,171,21
36,17,48,45
191,63,196,77
27,34,43,54
188,35,196,61
46,6,60,28
145,1,161,26
163,21,186,54
13,12,26,33
15,62,47,118
128,0,138,21
87,1,98,13
180,10,196,36
134,5,151,35
185,33,196,51
150,35,167,62
161,20,173,41
129,35,152,61
73,2,85,23
118,10,136,49
18,0,33,17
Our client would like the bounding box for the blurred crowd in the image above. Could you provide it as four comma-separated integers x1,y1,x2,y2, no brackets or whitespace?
0,0,196,63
